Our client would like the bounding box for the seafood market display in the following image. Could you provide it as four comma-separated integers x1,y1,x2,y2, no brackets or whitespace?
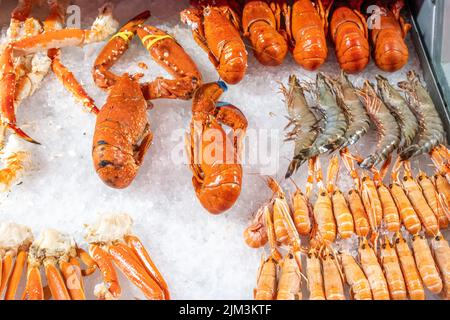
245,70,450,299
181,0,411,83
1,0,449,300
0,213,169,300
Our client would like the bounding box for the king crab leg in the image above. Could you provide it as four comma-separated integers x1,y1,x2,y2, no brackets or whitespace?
0,222,33,300
85,213,169,300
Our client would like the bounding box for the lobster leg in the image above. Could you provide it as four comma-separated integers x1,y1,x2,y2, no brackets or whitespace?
108,243,165,300
4,249,27,300
137,25,202,100
22,264,43,300
44,259,71,300
134,127,153,166
93,10,150,89
125,235,170,299
89,244,121,299
0,46,39,145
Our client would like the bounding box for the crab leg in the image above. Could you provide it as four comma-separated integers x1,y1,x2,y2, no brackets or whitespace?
93,10,150,89
137,25,201,100
108,243,165,300
89,244,121,299
7,0,35,39
125,235,170,299
60,259,86,300
43,0,99,114
4,249,27,300
11,3,118,55
77,248,97,276
22,264,44,300
0,255,14,295
44,259,71,300
0,45,39,145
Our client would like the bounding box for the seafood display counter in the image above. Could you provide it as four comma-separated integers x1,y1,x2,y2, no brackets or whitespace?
0,0,449,300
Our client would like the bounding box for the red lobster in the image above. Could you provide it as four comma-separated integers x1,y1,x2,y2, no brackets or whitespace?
241,0,288,66
92,11,202,188
282,0,329,71
186,81,248,214
329,0,370,73
181,0,248,84
369,0,411,72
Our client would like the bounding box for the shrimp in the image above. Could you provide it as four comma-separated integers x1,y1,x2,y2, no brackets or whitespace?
340,150,370,237
347,189,370,237
276,252,302,300
372,157,400,232
329,71,370,148
379,235,407,300
357,80,400,169
244,205,268,248
327,154,354,239
282,74,319,178
430,234,450,300
358,237,390,300
411,234,443,294
390,160,422,234
302,73,347,161
268,178,292,246
400,160,439,236
417,170,449,229
254,255,277,300
398,71,446,159
434,173,450,220
341,149,381,232
312,156,336,243
291,161,314,236
306,246,325,300
322,245,345,300
376,75,418,150
394,232,425,300
340,251,372,300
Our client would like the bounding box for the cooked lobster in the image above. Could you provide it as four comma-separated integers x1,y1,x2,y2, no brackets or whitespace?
186,81,248,214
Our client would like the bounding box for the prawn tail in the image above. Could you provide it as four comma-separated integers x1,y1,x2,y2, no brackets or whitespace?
399,144,419,160
286,152,308,179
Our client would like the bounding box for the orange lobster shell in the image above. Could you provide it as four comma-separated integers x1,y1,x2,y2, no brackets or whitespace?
181,1,247,84
330,5,370,73
242,0,288,66
187,82,248,214
370,0,411,72
283,0,329,71
92,74,151,189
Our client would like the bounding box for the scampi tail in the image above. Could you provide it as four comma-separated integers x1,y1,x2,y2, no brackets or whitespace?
285,151,309,179
359,155,377,170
